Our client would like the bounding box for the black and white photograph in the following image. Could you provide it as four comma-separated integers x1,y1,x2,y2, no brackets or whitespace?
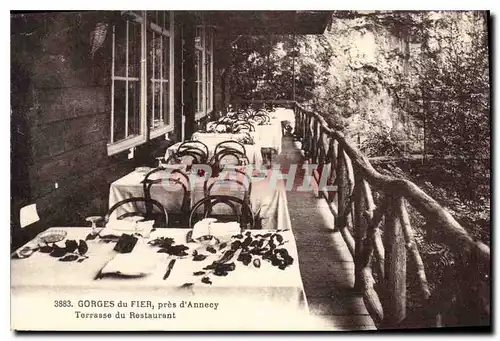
9,8,491,332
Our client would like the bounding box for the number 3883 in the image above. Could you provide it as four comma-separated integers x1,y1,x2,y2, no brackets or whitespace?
54,300,73,308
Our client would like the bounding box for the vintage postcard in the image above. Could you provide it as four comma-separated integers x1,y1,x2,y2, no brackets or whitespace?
10,9,491,331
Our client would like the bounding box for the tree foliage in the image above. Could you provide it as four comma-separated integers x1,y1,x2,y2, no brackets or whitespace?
229,34,333,103
404,12,490,200
417,12,490,160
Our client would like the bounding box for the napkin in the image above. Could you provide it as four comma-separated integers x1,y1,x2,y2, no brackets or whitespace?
99,240,165,277
192,218,241,242
100,219,155,238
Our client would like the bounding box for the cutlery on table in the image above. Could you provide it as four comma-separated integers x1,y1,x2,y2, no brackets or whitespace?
163,258,177,280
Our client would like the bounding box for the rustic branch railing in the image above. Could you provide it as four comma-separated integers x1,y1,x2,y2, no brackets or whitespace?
293,103,490,329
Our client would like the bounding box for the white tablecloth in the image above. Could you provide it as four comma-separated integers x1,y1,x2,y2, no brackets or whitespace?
254,118,283,154
191,132,258,144
270,108,296,127
11,227,316,331
109,169,292,230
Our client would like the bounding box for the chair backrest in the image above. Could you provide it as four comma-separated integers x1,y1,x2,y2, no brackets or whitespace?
231,121,255,133
225,111,239,120
237,111,250,120
246,107,265,117
204,168,252,202
105,197,168,227
142,167,191,213
218,116,235,124
165,148,203,166
212,121,232,133
177,140,209,162
214,140,247,156
209,149,250,172
189,195,255,230
250,112,271,124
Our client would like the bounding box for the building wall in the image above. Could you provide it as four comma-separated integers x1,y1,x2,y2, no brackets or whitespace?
10,11,139,249
10,11,216,250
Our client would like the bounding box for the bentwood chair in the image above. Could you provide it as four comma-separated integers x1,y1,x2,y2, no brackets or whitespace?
177,140,209,164
209,149,250,174
250,112,271,124
142,167,191,215
189,194,255,230
213,121,232,133
214,140,247,156
204,168,252,204
165,149,203,167
231,120,256,133
104,197,168,228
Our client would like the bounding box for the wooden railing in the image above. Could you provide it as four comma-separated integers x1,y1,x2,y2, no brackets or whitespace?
293,103,490,329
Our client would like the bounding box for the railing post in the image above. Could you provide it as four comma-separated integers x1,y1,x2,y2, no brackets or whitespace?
335,144,347,232
302,114,308,154
397,197,430,300
293,105,299,138
295,106,303,140
306,115,313,161
316,130,326,181
382,195,407,328
311,119,319,164
327,137,337,203
333,145,355,256
302,111,306,141
353,172,368,292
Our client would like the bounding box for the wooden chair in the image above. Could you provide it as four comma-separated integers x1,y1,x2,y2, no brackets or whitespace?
218,116,235,124
209,149,250,173
165,148,203,166
104,197,168,228
214,140,247,156
204,168,252,205
251,112,271,124
231,120,255,133
177,140,209,163
142,167,191,214
212,121,232,133
189,195,255,230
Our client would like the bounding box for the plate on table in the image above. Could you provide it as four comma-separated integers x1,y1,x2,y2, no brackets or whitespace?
37,230,67,244
135,166,152,175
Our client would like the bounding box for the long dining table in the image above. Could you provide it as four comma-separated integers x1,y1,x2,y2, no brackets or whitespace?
165,108,292,164
11,226,316,330
166,132,264,167
108,166,292,230
255,121,283,154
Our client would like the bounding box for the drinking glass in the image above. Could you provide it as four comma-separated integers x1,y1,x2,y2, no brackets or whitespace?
85,216,103,235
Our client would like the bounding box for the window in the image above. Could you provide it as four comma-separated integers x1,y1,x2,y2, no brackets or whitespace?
194,24,204,117
193,16,214,121
108,11,174,156
147,11,174,139
205,27,213,113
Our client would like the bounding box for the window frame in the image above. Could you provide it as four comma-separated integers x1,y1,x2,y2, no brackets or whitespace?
194,23,205,121
205,27,214,113
148,11,175,140
193,19,214,121
107,11,175,156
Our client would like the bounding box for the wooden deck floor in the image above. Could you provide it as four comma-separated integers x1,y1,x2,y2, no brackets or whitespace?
277,136,377,331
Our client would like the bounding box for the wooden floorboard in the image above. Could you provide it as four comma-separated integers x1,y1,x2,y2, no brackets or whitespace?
278,136,377,331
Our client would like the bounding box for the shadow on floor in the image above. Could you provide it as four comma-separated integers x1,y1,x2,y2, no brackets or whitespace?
279,136,377,331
